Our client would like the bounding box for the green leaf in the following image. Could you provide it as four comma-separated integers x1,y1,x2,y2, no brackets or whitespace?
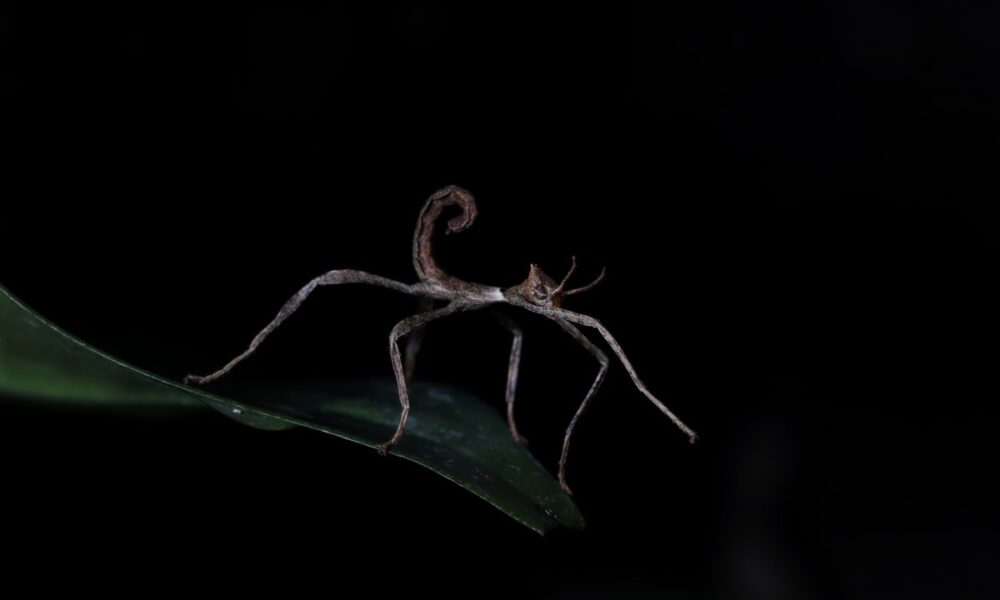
0,284,585,534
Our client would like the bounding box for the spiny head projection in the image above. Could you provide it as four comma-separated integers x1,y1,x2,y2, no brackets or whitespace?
512,257,607,308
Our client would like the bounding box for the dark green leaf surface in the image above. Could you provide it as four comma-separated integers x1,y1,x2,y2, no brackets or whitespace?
0,284,584,534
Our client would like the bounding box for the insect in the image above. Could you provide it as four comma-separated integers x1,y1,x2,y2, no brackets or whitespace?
185,186,697,494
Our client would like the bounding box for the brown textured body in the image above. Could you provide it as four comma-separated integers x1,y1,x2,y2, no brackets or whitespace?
185,186,697,495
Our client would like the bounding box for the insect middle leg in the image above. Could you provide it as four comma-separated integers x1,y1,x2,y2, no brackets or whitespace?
554,318,609,496
382,302,471,455
492,311,528,445
403,297,436,383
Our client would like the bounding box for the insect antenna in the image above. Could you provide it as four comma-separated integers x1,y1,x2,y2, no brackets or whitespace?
563,267,606,296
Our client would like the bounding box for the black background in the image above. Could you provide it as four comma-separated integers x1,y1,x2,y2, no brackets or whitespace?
2,3,998,598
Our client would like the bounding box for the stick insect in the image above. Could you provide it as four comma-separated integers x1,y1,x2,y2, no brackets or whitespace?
185,186,697,494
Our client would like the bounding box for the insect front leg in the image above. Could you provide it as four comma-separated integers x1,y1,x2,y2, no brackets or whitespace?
508,297,699,443
554,319,609,496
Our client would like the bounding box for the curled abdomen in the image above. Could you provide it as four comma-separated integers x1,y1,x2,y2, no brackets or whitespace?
412,186,478,282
